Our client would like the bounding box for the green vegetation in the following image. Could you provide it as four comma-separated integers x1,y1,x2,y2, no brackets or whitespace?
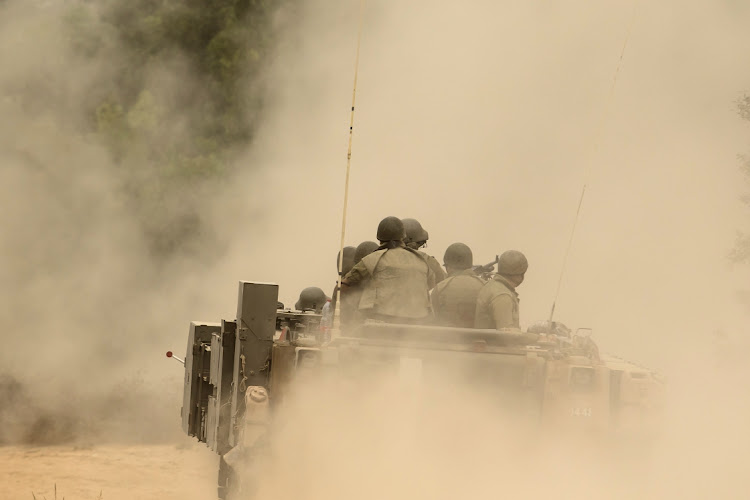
63,0,285,257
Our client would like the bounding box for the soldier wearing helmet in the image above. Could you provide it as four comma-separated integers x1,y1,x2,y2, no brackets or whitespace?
401,218,446,285
295,286,329,313
354,240,379,264
342,217,435,323
337,241,379,328
474,250,528,330
326,246,357,328
337,246,356,277
431,243,485,328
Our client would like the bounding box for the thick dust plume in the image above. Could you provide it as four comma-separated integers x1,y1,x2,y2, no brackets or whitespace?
242,356,715,500
222,0,750,498
239,0,750,359
2,0,750,496
0,0,280,444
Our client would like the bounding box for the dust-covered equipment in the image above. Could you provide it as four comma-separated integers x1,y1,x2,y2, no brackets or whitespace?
181,282,278,455
276,310,324,343
177,281,664,500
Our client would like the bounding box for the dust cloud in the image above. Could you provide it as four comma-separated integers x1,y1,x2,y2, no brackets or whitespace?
0,0,264,444
1,0,749,497
231,0,750,498
249,370,655,500
242,0,750,361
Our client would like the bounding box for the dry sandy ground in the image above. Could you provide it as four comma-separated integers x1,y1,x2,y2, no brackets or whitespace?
0,440,218,500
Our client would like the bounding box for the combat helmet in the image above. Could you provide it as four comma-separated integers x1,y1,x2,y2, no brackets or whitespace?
337,246,356,275
402,218,429,247
497,250,528,276
354,240,379,264
376,216,405,242
295,287,328,312
443,242,473,270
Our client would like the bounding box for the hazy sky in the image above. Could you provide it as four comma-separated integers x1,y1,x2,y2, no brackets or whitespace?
221,0,750,368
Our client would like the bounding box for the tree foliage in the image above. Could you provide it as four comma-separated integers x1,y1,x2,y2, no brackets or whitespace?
63,0,283,257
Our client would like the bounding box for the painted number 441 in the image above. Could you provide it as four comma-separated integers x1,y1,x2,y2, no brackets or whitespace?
570,407,592,417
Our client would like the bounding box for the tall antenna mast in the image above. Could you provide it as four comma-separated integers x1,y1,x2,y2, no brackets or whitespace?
549,2,639,322
332,0,367,336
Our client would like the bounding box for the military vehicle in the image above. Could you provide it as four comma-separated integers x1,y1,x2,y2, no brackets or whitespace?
174,281,663,499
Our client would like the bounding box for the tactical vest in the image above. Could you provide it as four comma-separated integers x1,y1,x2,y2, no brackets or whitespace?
432,270,485,327
474,275,520,329
358,247,432,319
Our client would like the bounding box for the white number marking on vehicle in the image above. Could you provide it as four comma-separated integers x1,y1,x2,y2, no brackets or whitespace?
570,407,592,417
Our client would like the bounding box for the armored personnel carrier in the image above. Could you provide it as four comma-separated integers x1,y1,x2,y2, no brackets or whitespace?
176,281,663,499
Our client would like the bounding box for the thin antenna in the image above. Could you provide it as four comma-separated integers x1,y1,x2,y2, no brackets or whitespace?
549,1,638,322
332,0,366,337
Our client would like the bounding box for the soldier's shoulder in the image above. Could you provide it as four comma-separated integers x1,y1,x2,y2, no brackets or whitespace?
478,277,505,294
359,248,387,270
363,248,387,260
405,247,429,261
455,272,486,286
434,275,454,292
420,251,443,266
424,253,440,262
476,278,493,296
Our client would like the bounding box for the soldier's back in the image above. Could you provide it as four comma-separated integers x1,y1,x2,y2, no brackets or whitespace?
359,247,432,320
474,276,519,329
432,270,484,328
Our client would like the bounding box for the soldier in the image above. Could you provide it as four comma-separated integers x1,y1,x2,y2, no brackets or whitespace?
353,240,379,264
329,246,356,308
325,246,357,329
337,246,356,277
474,250,528,330
401,218,446,285
431,243,485,328
295,287,329,313
342,217,434,324
337,241,378,329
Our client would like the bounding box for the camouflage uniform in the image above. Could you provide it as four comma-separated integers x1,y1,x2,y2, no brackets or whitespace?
343,244,434,322
474,274,520,329
431,269,485,327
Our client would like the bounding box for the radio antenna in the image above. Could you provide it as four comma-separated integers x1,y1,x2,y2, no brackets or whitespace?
549,1,638,322
332,0,367,336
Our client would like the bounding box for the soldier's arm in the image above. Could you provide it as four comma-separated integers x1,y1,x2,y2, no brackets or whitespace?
430,285,440,315
341,260,369,289
428,255,446,285
489,294,516,329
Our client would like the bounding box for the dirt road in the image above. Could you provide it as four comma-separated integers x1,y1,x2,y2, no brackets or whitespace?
0,440,217,500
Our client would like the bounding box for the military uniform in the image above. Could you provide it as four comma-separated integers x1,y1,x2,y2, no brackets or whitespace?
474,274,520,329
401,218,446,286
431,269,484,327
338,240,380,329
333,282,365,328
421,252,446,287
343,245,434,322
